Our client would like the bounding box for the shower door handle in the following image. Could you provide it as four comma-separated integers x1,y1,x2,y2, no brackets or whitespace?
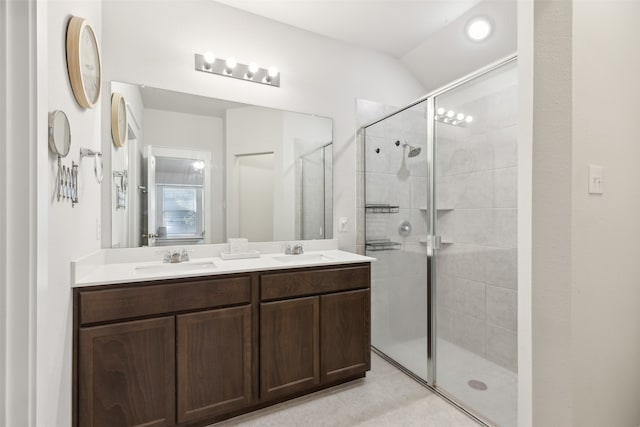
427,235,442,251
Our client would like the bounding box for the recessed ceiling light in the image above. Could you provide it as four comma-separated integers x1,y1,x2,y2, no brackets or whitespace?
466,17,492,41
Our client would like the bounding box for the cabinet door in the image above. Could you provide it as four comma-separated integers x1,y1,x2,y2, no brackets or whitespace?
260,297,319,400
321,289,370,383
176,305,252,423
79,317,175,427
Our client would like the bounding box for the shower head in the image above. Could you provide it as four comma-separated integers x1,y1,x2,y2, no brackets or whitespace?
402,142,422,158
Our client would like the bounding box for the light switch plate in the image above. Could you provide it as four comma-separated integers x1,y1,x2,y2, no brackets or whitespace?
339,217,348,232
588,165,604,194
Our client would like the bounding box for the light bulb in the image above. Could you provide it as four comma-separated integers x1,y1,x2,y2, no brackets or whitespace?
437,107,445,115
204,51,216,64
203,51,216,69
456,113,465,121
268,66,279,78
465,116,474,123
466,17,492,41
226,57,237,69
446,110,455,118
245,62,259,79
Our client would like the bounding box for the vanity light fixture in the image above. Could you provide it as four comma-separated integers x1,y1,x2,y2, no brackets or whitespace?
434,107,474,127
466,17,493,41
195,53,280,87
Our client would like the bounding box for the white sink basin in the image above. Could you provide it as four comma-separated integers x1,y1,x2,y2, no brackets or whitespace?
272,253,333,264
134,261,217,274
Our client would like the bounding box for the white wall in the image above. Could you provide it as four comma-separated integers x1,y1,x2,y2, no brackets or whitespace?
571,1,640,425
42,2,103,427
238,154,275,242
531,1,640,426
531,1,573,424
101,0,425,251
144,108,225,243
516,0,533,425
226,106,284,240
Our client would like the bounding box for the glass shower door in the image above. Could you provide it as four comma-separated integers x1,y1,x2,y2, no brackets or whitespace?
365,101,430,381
432,60,518,426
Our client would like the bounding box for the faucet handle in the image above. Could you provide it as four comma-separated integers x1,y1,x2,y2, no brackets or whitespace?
180,249,189,262
163,251,172,263
284,244,292,255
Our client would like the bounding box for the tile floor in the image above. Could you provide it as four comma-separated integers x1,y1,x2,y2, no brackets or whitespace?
211,352,480,427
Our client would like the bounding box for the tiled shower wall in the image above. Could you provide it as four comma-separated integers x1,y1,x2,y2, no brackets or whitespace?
435,83,518,372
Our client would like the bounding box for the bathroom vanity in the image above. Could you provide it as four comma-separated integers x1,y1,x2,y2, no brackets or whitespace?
72,248,372,427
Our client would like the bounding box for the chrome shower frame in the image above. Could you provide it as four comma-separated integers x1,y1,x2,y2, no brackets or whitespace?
362,53,517,427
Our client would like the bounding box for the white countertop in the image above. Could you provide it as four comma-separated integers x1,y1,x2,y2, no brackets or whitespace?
72,245,375,288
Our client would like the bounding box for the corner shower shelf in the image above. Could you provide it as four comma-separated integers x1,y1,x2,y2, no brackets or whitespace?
365,204,400,214
365,239,401,252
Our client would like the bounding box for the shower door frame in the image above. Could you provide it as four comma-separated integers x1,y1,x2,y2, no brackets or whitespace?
363,53,517,426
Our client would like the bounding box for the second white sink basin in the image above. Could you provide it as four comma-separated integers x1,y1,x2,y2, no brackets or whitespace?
272,253,333,264
134,261,217,274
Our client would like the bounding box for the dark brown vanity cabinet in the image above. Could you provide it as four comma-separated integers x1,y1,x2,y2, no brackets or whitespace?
320,289,370,384
75,274,252,427
259,264,371,400
176,305,252,423
78,317,176,427
74,263,370,427
260,296,320,400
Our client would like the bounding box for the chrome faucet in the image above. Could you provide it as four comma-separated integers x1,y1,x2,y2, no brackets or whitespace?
163,249,189,263
284,243,304,255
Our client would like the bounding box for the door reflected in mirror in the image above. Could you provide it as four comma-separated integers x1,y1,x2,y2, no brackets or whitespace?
109,81,333,248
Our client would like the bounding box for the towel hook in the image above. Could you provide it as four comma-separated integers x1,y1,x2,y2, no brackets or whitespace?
80,148,103,184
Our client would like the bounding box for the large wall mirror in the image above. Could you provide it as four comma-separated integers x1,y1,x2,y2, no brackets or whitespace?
109,81,333,248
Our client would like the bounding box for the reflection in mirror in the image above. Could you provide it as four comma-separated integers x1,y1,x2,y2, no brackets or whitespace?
109,81,333,248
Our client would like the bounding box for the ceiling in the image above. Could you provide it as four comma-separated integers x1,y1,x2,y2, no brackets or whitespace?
214,0,484,58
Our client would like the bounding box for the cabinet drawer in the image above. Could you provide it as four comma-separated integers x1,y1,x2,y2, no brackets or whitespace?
79,276,251,325
261,264,370,301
